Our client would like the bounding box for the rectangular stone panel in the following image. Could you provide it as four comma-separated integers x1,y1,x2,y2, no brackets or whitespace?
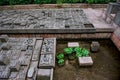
36,68,53,80
78,56,93,66
39,54,55,68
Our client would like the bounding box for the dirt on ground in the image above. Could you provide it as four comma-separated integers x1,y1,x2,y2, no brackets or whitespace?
54,39,120,80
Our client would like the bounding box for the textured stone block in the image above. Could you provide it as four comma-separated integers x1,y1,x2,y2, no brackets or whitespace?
78,57,93,66
36,68,53,80
39,54,55,68
91,41,100,52
68,42,79,47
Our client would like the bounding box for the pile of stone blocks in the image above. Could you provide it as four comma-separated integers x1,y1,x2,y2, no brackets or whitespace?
90,41,100,52
0,36,39,80
0,36,55,80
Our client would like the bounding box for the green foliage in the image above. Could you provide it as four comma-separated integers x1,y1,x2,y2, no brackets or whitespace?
0,0,116,6
74,47,82,52
57,0,63,7
58,59,64,65
64,48,73,54
76,52,82,57
57,53,64,59
86,0,94,4
74,47,89,57
0,0,9,5
81,48,89,56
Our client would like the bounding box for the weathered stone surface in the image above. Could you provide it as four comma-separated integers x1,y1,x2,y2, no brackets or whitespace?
0,35,8,42
0,37,41,80
0,54,9,65
68,42,79,47
0,9,95,34
10,60,20,72
78,57,93,66
32,39,43,61
37,68,53,80
90,41,100,52
9,72,18,79
1,43,11,50
39,54,55,68
39,38,56,68
0,67,10,79
27,67,35,78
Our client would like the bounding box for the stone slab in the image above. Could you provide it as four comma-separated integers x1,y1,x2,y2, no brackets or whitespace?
39,54,55,68
36,68,53,80
78,57,93,66
0,9,96,34
68,42,79,47
32,39,43,61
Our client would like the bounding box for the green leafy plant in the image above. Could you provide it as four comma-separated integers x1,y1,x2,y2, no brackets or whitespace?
57,53,64,60
74,47,82,52
74,47,89,57
81,48,89,56
58,59,64,66
86,0,94,4
74,47,82,57
64,47,73,54
64,47,76,60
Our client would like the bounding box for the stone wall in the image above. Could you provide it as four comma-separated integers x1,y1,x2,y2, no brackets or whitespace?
3,33,112,39
0,4,107,10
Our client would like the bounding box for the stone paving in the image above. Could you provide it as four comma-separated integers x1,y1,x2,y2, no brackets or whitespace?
0,35,56,80
0,8,96,33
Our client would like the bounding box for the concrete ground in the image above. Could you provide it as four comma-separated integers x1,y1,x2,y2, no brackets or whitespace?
84,8,120,39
